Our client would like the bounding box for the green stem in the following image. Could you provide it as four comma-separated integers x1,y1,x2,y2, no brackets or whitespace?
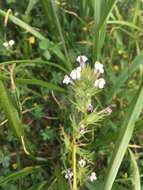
72,139,77,190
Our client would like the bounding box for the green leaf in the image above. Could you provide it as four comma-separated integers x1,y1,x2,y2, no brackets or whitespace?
39,39,51,50
129,149,141,190
103,82,143,190
0,76,64,92
0,81,24,138
0,166,41,186
0,59,68,73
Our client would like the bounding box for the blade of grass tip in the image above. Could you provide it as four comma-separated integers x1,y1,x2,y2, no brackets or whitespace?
129,149,141,190
103,82,143,190
0,166,41,186
50,0,72,70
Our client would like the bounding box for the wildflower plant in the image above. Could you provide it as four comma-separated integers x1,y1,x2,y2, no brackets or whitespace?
62,56,112,189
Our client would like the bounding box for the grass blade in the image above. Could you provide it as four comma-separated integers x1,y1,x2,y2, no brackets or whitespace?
129,149,141,190
97,0,118,30
0,59,68,73
107,20,143,33
0,166,41,186
103,82,143,190
0,75,64,92
25,0,39,15
0,80,24,138
93,0,118,60
50,0,71,69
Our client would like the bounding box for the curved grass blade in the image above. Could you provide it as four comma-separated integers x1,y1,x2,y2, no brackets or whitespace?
107,20,143,33
16,78,64,92
0,166,41,186
0,75,64,92
129,148,141,190
103,82,143,190
0,59,68,73
0,80,24,138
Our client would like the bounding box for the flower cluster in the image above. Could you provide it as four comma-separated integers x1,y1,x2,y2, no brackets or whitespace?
65,167,97,183
62,56,112,188
63,55,88,84
63,55,106,89
3,40,15,49
65,159,97,182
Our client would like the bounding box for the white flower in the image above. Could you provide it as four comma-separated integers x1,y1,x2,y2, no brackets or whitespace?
94,61,104,74
9,40,15,46
3,42,9,48
76,66,82,73
78,159,86,167
3,40,15,48
76,55,88,67
70,66,81,80
63,75,71,84
75,66,81,79
89,172,97,182
94,78,106,89
65,170,73,179
70,69,77,80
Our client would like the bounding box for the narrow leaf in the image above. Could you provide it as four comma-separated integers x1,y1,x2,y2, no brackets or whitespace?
103,82,143,190
129,149,141,190
0,166,41,185
0,81,24,138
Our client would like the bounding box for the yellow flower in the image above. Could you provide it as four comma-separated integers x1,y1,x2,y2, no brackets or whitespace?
29,36,35,44
12,163,18,169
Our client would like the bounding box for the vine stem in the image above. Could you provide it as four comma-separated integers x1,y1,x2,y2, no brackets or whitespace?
72,139,77,190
